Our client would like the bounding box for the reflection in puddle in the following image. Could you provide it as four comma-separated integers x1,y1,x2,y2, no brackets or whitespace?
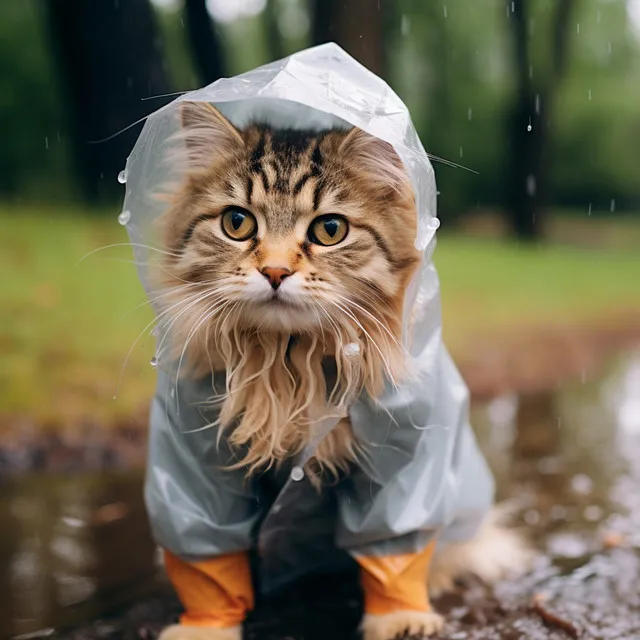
2,354,640,637
1,473,158,638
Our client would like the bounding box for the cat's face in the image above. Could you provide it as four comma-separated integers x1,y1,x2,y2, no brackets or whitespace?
157,101,419,347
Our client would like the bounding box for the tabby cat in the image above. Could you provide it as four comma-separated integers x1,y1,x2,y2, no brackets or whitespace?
152,102,527,640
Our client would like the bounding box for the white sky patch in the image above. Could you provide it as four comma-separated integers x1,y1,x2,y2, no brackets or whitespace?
150,0,266,22
628,0,640,37
206,0,266,23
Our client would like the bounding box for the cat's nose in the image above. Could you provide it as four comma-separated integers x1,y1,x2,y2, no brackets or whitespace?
260,266,292,290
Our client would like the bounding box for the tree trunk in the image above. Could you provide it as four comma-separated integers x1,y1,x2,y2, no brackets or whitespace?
44,0,172,204
504,0,575,241
311,0,385,78
184,0,226,85
264,0,286,62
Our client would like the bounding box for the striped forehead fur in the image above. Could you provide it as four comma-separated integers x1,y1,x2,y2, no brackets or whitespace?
153,101,421,480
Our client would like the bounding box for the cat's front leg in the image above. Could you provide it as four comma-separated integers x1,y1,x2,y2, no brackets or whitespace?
159,549,253,640
356,539,444,640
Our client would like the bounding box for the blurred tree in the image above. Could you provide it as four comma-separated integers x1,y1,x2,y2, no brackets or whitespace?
184,0,227,85
44,0,172,203
504,0,575,240
311,0,385,77
265,0,287,61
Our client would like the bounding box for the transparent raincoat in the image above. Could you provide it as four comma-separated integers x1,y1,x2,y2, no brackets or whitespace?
122,43,494,592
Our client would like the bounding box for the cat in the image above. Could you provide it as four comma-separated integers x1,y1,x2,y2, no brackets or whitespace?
150,101,529,640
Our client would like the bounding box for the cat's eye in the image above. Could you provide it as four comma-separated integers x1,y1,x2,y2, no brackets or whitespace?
221,207,257,241
308,215,349,246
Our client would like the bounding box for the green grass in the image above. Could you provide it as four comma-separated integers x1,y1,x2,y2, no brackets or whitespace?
1,207,639,426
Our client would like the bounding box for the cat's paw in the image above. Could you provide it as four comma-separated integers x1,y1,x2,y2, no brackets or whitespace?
361,611,444,640
158,624,241,640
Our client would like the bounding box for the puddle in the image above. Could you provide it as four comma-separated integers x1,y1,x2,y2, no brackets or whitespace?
1,473,158,638
2,352,640,638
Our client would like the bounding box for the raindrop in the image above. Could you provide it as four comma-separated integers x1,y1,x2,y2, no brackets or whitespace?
117,169,127,184
112,395,117,401
581,368,587,383
610,199,616,212
588,202,592,216
535,94,540,114
170,388,175,399
550,505,567,521
401,14,410,36
596,11,601,24
44,136,49,150
529,65,533,79
290,466,304,481
150,356,158,368
571,473,593,495
511,1,514,11
459,146,463,158
607,41,612,54
118,210,131,226
467,107,473,121
343,342,361,357
584,505,603,522
443,4,447,18
429,217,441,231
524,509,540,525
576,22,580,34
588,89,592,101
527,124,532,132
526,174,536,196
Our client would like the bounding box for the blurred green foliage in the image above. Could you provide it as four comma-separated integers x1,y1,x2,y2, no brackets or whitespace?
0,0,639,216
2,207,638,423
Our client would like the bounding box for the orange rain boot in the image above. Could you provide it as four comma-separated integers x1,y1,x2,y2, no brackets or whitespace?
355,539,444,640
159,549,254,640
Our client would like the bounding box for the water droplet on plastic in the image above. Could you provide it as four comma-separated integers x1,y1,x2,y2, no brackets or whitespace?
112,395,117,401
584,505,603,522
429,217,441,231
290,466,304,482
150,356,158,368
118,210,131,226
527,124,532,132
117,169,127,184
344,342,361,357
571,473,593,495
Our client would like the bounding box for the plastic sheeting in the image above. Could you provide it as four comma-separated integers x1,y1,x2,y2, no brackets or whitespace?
122,43,494,591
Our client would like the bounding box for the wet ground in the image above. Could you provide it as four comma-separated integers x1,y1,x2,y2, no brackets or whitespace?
2,352,640,640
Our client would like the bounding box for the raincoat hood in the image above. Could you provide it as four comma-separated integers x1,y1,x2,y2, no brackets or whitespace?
121,43,494,591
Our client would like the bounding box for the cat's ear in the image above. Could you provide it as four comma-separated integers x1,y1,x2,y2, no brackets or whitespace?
179,101,244,169
338,128,409,195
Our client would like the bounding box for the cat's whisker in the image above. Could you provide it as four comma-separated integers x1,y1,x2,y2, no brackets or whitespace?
114,288,211,399
332,293,402,349
76,241,181,266
328,300,398,390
